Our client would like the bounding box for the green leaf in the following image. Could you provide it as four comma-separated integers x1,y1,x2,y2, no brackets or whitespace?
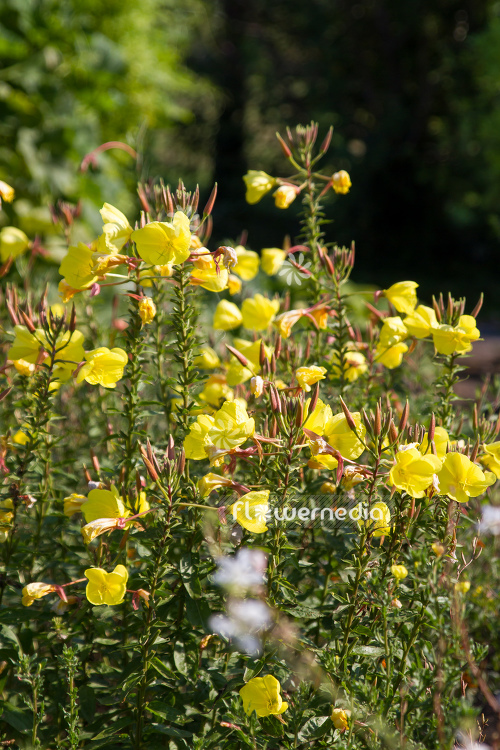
297,716,332,741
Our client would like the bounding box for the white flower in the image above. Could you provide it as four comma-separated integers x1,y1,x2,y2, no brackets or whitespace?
213,548,267,592
209,598,272,656
478,505,500,535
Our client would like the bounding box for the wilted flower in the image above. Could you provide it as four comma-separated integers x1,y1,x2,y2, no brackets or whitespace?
197,472,234,498
331,707,349,730
296,365,327,392
274,309,304,338
273,185,298,208
22,582,56,607
0,180,15,203
332,170,352,194
250,376,264,397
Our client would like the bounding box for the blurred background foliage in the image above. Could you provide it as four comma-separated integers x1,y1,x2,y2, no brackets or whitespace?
1,0,500,314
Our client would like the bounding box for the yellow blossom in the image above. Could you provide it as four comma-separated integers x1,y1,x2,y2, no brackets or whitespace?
432,315,480,355
81,518,123,544
331,707,349,731
324,410,366,460
131,212,191,266
100,203,133,252
404,304,437,338
274,309,304,338
138,297,156,325
241,294,280,331
190,254,229,292
228,274,242,295
59,243,99,291
184,400,255,460
81,488,129,524
358,501,391,537
76,347,128,389
8,327,85,383
261,247,286,276
198,374,234,409
330,349,367,382
379,316,408,347
213,300,242,330
84,565,128,606
0,180,15,203
230,490,270,533
332,170,352,194
22,582,56,607
63,493,87,517
455,581,471,594
296,365,327,392
239,675,288,717
375,342,409,369
391,564,408,580
194,346,221,369
431,542,445,557
389,447,442,498
438,452,495,503
481,442,500,479
243,171,276,204
419,426,450,459
197,473,233,498
273,185,297,208
0,226,30,262
320,482,336,494
233,245,260,280
226,338,271,385
383,281,418,314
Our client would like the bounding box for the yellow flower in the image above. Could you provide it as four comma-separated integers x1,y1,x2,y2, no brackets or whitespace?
81,518,123,544
438,452,496,503
324,410,366,460
8,327,85,383
331,708,349,731
383,281,418,314
375,342,409,369
138,297,156,325
198,374,234,409
100,203,133,252
296,365,327,392
358,501,391,537
229,490,270,533
320,482,336,494
241,294,280,331
84,565,128,606
131,212,191,266
431,542,445,557
273,185,297,208
332,170,352,194
0,180,15,203
419,426,450,459
432,315,480,355
404,305,437,338
194,346,221,369
233,245,260,280
213,300,242,330
76,347,128,389
63,493,87,517
59,243,99,291
379,316,408,347
389,447,442,498
330,349,367,382
243,171,276,204
261,247,286,276
239,675,288,717
274,309,304,338
455,581,471,595
81,488,129,524
190,255,229,292
391,564,408,580
226,338,271,385
197,472,233,498
228,274,242,295
343,467,366,489
22,582,56,607
0,226,30,262
481,442,500,479
184,400,255,459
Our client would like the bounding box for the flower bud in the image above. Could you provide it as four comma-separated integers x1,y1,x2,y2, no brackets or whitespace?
138,297,156,325
332,170,352,194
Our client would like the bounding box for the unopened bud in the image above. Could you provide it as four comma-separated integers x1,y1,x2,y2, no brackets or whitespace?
203,183,217,217
388,419,398,444
374,403,382,436
398,401,409,433
339,396,358,433
428,413,436,443
250,376,264,398
226,344,249,369
276,131,292,158
308,381,320,415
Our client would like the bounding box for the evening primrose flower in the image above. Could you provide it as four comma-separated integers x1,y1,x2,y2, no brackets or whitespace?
22,582,56,607
375,342,409,369
455,581,471,594
296,365,327,392
8,327,85,382
243,171,276,204
63,493,87,517
438,453,495,503
332,170,351,194
383,281,418,315
419,426,450,459
230,490,270,533
241,294,280,331
239,675,288,717
481,442,500,479
138,297,156,325
404,305,437,338
324,411,366,460
0,226,30,262
232,245,259,280
197,472,234,498
190,254,229,292
274,185,298,208
358,501,391,537
228,274,242,295
81,518,124,544
379,316,408,347
184,400,255,460
331,708,349,731
76,347,128,388
131,212,191,266
100,203,133,252
194,346,220,369
274,309,304,338
59,242,99,291
391,564,408,581
432,542,445,557
84,565,128,606
213,300,242,330
81,487,129,524
432,315,480,355
389,447,442,498
0,180,15,203
330,349,368,383
226,338,271,385
198,374,234,409
261,247,286,276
